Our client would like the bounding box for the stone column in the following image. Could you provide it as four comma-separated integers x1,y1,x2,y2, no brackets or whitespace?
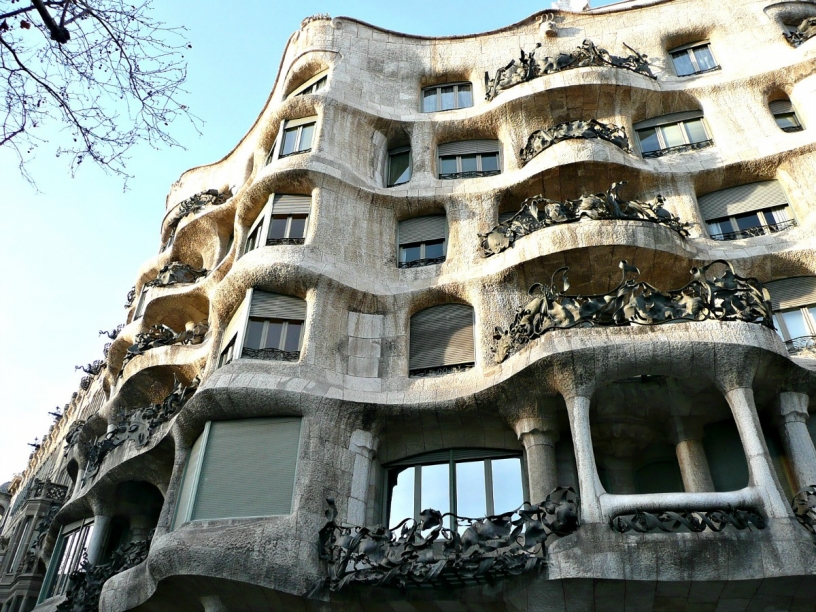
774,392,816,492
347,429,380,526
513,417,559,504
563,394,604,523
85,515,112,565
725,387,791,518
670,417,715,493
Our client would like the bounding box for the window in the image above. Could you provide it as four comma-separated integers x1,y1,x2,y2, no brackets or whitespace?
172,418,302,525
245,223,264,254
698,181,796,241
669,42,719,76
289,71,328,97
387,147,412,187
39,518,94,601
243,317,303,358
766,277,816,355
422,82,473,112
437,140,501,179
5,516,32,574
268,215,308,245
398,216,446,268
133,286,151,319
634,111,712,158
409,304,475,376
244,194,311,256
385,449,524,531
218,337,235,367
770,99,804,133
267,117,317,164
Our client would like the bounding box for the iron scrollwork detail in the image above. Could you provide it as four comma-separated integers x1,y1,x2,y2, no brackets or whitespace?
520,119,631,166
64,420,86,456
485,39,654,101
241,347,300,362
313,488,578,593
785,16,816,47
98,324,125,341
19,503,62,574
163,189,231,249
74,360,106,376
610,507,766,533
642,139,713,159
480,182,689,257
792,486,816,534
122,320,208,368
493,260,773,363
124,286,136,309
145,261,208,288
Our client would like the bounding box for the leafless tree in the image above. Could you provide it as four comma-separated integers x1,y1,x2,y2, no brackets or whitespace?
0,0,198,184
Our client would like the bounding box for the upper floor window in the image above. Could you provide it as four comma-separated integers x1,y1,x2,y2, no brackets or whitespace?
5,515,33,574
267,116,317,164
409,304,474,376
422,82,473,112
244,194,311,256
437,140,500,179
770,99,804,133
698,180,796,241
39,518,94,600
669,42,719,76
765,277,816,355
388,146,412,187
289,70,328,97
385,449,523,530
172,418,302,526
398,215,446,268
634,111,712,158
133,286,151,320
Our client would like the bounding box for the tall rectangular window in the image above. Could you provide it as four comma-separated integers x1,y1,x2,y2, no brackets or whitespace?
387,147,412,187
39,519,94,602
634,111,712,158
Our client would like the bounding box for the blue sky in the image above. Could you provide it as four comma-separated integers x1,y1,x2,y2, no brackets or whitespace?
0,0,620,481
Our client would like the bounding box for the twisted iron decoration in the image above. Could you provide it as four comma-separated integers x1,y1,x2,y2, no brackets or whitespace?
74,360,106,376
485,39,654,101
610,507,766,533
520,119,631,165
792,486,816,534
312,487,578,594
98,324,125,340
165,188,231,235
122,320,208,368
481,182,689,257
493,260,773,363
124,286,136,309
145,261,208,288
785,16,816,47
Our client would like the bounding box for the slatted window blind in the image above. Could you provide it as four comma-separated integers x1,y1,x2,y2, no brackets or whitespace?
770,100,794,115
249,290,307,320
633,110,705,131
398,216,447,245
172,433,204,528
697,181,788,220
409,304,475,371
190,418,302,520
764,277,816,310
272,194,311,214
437,140,499,157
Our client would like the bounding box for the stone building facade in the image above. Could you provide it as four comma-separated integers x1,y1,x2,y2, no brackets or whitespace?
3,0,816,610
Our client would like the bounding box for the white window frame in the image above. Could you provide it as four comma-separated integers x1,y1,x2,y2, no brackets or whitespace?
421,82,474,113
242,194,311,257
244,317,304,355
5,516,33,574
774,307,816,342
399,239,446,266
133,286,152,320
266,116,318,164
635,116,712,157
266,214,309,244
437,151,501,179
289,70,328,97
387,146,412,187
706,205,793,241
669,41,719,76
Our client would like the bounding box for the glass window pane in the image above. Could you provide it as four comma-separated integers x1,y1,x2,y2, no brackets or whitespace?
283,321,302,352
775,113,800,130
781,310,809,340
439,156,458,176
773,315,785,339
313,76,327,92
480,153,499,172
298,124,315,151
672,51,695,76
457,84,473,108
707,220,728,238
268,217,288,240
492,458,524,512
637,128,660,153
456,460,487,519
420,463,450,517
288,216,307,239
389,467,415,528
460,154,478,173
660,123,686,148
693,46,716,71
440,86,455,111
424,240,444,260
765,206,790,224
423,89,437,112
808,309,816,336
245,319,265,350
683,119,709,144
281,128,298,155
734,212,761,231
264,321,283,350
401,244,421,263
389,151,411,186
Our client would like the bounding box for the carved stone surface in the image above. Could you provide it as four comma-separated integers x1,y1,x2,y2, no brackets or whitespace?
480,182,689,257
520,119,631,165
792,486,816,534
313,488,578,593
63,420,86,456
485,39,654,101
145,262,208,288
785,16,816,47
493,260,774,363
122,320,208,368
610,507,766,533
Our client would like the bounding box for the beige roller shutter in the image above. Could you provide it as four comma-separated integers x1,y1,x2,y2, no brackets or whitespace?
765,277,816,310
769,100,794,114
634,110,704,131
697,181,788,220
172,433,204,528
272,194,311,214
249,290,307,320
409,304,475,371
191,417,302,520
398,216,447,245
437,140,499,156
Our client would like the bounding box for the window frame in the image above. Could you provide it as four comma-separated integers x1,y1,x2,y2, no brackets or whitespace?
242,317,304,357
635,115,712,158
5,515,33,574
774,306,816,342
706,205,795,241
770,100,804,133
288,70,328,98
396,215,448,269
267,214,309,245
242,194,311,256
669,41,720,77
387,146,412,187
38,518,94,603
421,82,474,113
133,286,151,320
266,116,318,164
437,151,501,180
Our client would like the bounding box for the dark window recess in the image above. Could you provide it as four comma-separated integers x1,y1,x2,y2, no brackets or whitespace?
296,75,327,96
388,148,412,186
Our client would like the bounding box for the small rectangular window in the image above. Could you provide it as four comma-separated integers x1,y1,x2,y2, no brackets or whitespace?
274,118,317,162
421,82,474,112
635,114,712,158
397,216,447,269
670,43,720,77
242,318,303,359
387,148,412,187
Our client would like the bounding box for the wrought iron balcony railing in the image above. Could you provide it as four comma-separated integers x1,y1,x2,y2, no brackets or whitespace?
782,125,804,133
710,219,797,241
439,170,501,180
642,139,713,159
398,255,446,269
241,347,300,362
785,335,816,357
680,65,721,77
409,362,474,377
278,148,311,160
266,237,305,246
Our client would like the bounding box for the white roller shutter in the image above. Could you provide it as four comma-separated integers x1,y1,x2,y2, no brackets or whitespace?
769,100,794,114
272,194,311,214
697,181,788,220
285,115,317,128
437,140,499,156
634,110,704,131
409,304,475,371
398,216,447,245
765,277,816,310
249,290,307,320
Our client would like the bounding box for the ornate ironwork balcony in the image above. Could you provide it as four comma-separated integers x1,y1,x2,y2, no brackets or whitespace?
642,139,713,158
278,148,311,159
398,255,446,269
710,219,797,241
782,125,805,133
792,486,816,534
439,170,501,180
785,335,816,357
409,362,474,377
610,506,765,533
266,237,305,246
241,347,300,362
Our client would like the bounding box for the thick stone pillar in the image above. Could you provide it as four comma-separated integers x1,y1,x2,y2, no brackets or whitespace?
347,429,379,526
513,417,559,503
725,387,791,518
85,515,112,565
670,418,715,493
563,395,604,523
774,392,816,492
